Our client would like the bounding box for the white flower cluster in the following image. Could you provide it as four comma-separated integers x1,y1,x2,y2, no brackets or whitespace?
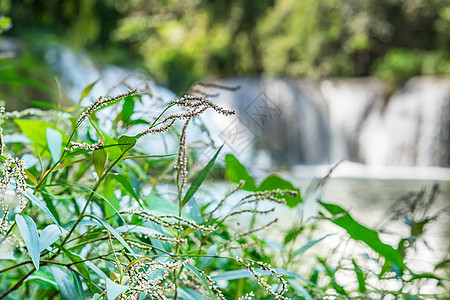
123,210,215,233
0,155,28,231
66,139,103,151
236,257,289,300
77,89,138,124
120,258,194,300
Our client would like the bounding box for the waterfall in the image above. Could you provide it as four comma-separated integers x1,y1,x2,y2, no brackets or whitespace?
204,76,450,168
42,46,450,169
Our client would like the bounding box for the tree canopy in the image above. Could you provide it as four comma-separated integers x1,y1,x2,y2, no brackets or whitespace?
1,0,450,92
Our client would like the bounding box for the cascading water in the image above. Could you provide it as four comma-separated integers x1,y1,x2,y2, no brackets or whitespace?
202,76,450,170
44,46,450,171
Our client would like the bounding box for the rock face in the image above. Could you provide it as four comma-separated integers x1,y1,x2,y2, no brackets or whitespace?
202,76,450,167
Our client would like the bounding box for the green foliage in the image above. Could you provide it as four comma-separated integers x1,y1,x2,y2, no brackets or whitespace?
4,0,449,92
0,80,447,299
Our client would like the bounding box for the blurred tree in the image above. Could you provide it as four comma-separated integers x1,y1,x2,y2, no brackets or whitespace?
0,0,449,93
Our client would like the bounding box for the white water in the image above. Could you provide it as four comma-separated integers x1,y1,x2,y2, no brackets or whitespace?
201,76,450,169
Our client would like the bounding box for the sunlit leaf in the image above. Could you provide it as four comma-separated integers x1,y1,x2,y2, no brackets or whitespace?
224,154,257,191
15,214,40,269
46,127,63,164
320,201,406,269
79,79,99,103
106,278,128,300
39,224,62,252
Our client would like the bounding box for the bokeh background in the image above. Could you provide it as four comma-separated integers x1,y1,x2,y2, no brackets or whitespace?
0,1,449,294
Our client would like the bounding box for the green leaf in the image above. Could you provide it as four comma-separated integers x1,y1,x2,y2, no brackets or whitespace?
178,287,207,300
15,214,40,270
106,278,128,300
185,264,214,298
87,215,135,255
224,154,257,191
320,201,406,269
39,224,62,252
118,135,137,154
352,259,366,293
287,279,313,300
114,174,142,207
73,272,84,299
52,244,99,293
25,275,58,288
85,261,108,279
182,145,223,207
15,120,68,157
50,266,77,300
46,127,63,164
292,234,333,257
212,268,304,281
93,148,107,177
122,96,135,122
79,79,99,103
24,191,62,229
258,175,301,207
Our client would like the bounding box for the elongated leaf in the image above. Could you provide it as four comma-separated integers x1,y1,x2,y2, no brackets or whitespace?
114,174,141,205
52,243,100,293
24,191,62,229
224,154,257,191
87,215,135,255
185,264,214,298
115,225,165,236
73,272,84,299
85,261,108,279
182,145,223,207
25,275,58,287
93,148,107,177
122,96,135,122
352,259,366,293
39,224,62,252
199,244,218,270
178,287,207,300
46,127,63,164
50,266,77,300
287,279,313,300
211,268,312,284
106,278,128,300
320,201,406,269
15,214,40,269
79,79,99,103
24,170,38,186
292,234,334,257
